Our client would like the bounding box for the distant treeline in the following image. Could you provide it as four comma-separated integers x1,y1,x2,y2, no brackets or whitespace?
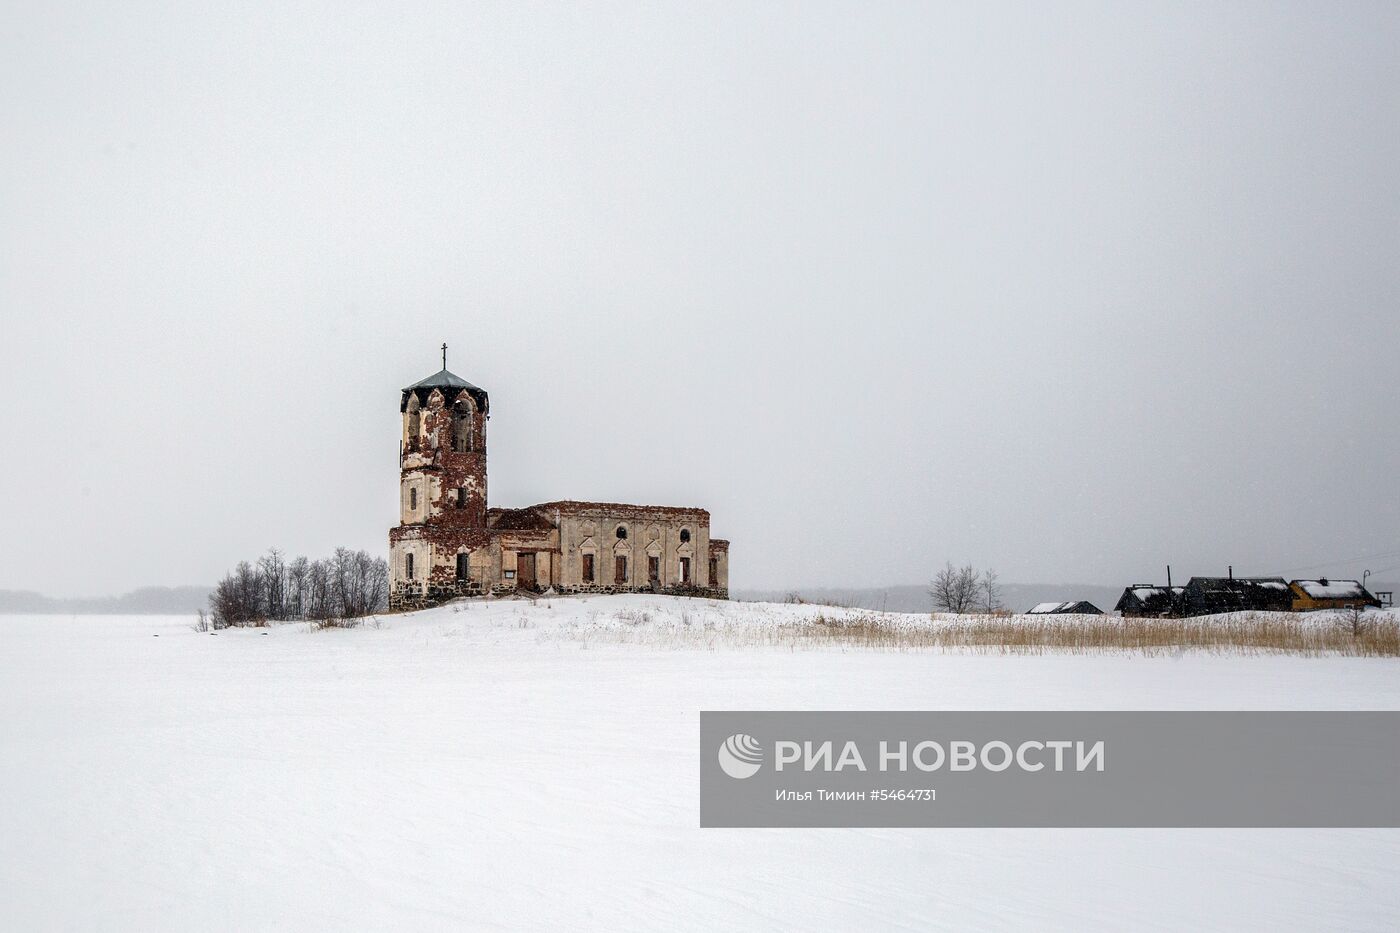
0,586,212,615
209,547,388,628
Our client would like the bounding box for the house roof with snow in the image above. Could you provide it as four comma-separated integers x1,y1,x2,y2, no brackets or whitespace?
1027,601,1103,615
1292,579,1366,599
1289,579,1380,604
1114,585,1185,615
1179,576,1293,615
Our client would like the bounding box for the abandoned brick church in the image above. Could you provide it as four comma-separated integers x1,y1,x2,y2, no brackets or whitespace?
388,358,730,609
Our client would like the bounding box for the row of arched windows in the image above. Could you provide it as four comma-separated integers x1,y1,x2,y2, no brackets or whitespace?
613,524,692,543
404,395,477,452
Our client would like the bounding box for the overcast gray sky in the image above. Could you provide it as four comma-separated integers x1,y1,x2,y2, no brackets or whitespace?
3,2,1398,597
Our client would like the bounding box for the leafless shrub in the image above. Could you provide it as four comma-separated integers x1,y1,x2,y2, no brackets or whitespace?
191,610,210,633
209,560,263,628
1336,605,1371,639
308,615,362,630
210,546,388,628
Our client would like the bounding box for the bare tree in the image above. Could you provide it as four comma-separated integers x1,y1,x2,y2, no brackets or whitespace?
258,548,287,621
305,559,333,621
930,563,957,613
362,553,389,615
979,568,1004,614
332,547,365,618
233,560,263,624
286,556,310,620
930,562,982,614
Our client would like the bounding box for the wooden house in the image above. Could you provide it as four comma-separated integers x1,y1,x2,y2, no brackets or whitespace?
1113,585,1185,618
1178,575,1293,616
1288,579,1382,612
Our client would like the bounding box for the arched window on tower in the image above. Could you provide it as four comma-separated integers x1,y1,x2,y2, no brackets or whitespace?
453,400,473,453
405,395,421,448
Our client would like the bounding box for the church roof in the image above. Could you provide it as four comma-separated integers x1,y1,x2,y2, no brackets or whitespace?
486,507,557,531
403,368,485,393
529,500,709,518
400,368,489,414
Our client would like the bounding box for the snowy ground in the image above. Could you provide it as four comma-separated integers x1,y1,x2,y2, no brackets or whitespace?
3,595,1399,931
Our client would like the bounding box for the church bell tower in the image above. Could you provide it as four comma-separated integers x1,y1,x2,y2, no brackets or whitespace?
389,345,490,602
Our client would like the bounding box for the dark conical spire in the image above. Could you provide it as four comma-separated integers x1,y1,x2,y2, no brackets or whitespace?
403,368,481,392
401,346,489,414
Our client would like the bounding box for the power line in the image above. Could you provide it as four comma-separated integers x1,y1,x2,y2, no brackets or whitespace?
1278,547,1400,576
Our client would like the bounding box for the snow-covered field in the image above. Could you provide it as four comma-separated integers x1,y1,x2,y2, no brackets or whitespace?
3,595,1399,931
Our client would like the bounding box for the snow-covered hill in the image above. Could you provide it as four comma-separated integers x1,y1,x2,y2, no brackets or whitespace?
3,595,1398,930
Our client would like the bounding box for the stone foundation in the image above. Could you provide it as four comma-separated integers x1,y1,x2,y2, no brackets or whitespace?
389,580,485,611
389,581,728,611
551,583,728,599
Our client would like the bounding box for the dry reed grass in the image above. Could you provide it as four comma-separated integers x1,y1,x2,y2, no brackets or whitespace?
553,608,1400,656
